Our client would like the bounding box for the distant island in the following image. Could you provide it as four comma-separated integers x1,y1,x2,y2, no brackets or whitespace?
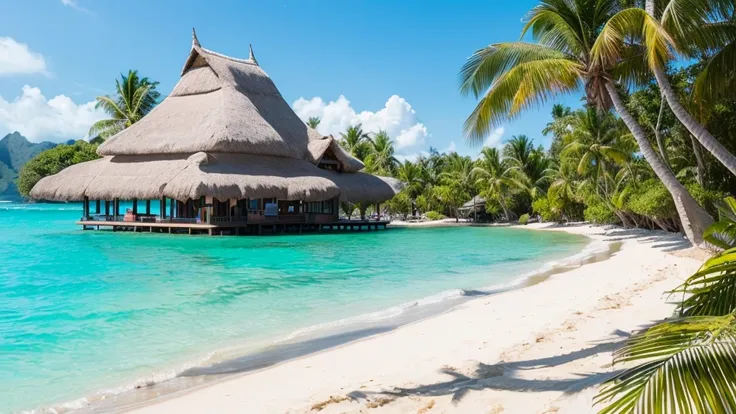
0,132,58,201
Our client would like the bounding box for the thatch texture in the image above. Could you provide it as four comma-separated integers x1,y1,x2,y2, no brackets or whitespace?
31,152,399,204
164,153,341,202
31,155,190,201
306,135,364,173
98,42,310,159
31,32,401,207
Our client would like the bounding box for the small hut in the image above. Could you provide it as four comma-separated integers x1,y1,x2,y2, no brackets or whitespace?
31,30,401,235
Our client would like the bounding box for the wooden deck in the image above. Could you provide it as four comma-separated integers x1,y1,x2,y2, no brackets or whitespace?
77,219,390,235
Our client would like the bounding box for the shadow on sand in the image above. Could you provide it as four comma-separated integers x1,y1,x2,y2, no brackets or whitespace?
180,327,394,377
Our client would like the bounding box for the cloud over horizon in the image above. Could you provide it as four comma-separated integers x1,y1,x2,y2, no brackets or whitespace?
292,95,430,152
0,37,48,77
0,86,106,142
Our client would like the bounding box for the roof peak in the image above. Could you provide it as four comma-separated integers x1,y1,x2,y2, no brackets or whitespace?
192,27,201,48
249,44,258,65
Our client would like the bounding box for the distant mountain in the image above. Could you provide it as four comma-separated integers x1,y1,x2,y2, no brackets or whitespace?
0,132,56,200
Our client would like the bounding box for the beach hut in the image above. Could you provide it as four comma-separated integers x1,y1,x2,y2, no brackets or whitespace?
458,196,486,221
31,30,401,235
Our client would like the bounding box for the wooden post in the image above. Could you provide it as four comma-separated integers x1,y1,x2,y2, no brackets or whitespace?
83,196,89,219
132,198,138,215
145,200,151,215
169,198,175,219
160,197,166,219
95,200,101,215
113,198,119,220
105,200,110,217
376,203,380,221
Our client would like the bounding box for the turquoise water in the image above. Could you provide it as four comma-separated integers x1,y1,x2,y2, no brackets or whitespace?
0,202,587,413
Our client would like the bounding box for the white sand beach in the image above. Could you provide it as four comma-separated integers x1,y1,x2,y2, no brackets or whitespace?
129,223,706,413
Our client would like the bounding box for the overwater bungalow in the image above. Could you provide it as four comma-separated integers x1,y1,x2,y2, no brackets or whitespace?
31,30,401,235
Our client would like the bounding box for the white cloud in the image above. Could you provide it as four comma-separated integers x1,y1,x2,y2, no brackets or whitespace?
61,0,92,14
445,141,457,153
484,127,506,148
0,37,47,77
0,85,106,142
292,94,430,152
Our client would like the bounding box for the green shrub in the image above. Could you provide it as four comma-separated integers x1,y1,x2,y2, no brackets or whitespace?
425,211,445,221
518,213,530,225
686,182,724,218
627,180,677,220
532,197,560,222
584,200,618,224
17,140,100,198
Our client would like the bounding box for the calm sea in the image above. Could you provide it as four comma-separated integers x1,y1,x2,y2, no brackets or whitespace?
0,202,589,413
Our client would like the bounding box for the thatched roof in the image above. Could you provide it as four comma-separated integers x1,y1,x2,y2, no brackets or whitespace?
31,152,400,204
98,30,312,159
307,134,364,173
31,30,399,205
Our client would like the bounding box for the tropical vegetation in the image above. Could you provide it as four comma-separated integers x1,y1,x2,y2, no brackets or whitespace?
16,70,159,198
89,70,161,140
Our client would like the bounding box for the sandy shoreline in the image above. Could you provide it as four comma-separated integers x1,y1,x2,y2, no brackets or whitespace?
125,223,705,413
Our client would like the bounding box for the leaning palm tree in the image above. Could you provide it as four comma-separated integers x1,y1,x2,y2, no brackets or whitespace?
89,70,160,139
339,124,372,161
459,0,713,244
606,0,736,176
306,116,321,129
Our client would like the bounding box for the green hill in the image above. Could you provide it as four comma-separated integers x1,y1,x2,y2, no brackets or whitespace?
0,132,56,200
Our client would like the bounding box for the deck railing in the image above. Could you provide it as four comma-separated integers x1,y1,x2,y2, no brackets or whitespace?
211,216,248,224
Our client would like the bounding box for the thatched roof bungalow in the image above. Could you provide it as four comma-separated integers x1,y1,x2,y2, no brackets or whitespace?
31,30,400,235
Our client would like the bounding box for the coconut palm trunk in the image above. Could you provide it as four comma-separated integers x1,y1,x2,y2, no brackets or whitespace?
606,81,713,244
644,0,736,177
690,135,706,186
651,66,736,176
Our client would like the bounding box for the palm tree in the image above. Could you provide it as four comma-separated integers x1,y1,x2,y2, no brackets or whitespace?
458,0,713,244
562,108,629,178
339,124,372,161
306,117,321,129
364,130,399,175
473,147,514,220
544,104,573,158
442,155,476,198
504,136,553,199
89,70,160,139
604,0,736,175
396,161,423,217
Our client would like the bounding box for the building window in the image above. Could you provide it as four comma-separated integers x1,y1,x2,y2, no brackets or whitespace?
249,199,259,210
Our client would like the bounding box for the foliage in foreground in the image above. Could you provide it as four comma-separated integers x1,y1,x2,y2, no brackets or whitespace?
596,197,736,413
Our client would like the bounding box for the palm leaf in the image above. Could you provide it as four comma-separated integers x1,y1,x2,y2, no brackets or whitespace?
672,249,736,317
463,58,582,142
704,221,736,251
596,314,736,414
459,42,570,98
592,8,676,71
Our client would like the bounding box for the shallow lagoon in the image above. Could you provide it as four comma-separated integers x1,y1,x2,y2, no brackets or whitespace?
0,203,587,412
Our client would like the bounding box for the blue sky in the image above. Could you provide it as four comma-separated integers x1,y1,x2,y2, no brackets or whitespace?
0,0,583,158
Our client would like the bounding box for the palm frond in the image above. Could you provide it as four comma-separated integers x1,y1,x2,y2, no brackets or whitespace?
592,8,676,71
673,248,736,316
596,314,736,414
459,42,571,98
463,58,582,143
